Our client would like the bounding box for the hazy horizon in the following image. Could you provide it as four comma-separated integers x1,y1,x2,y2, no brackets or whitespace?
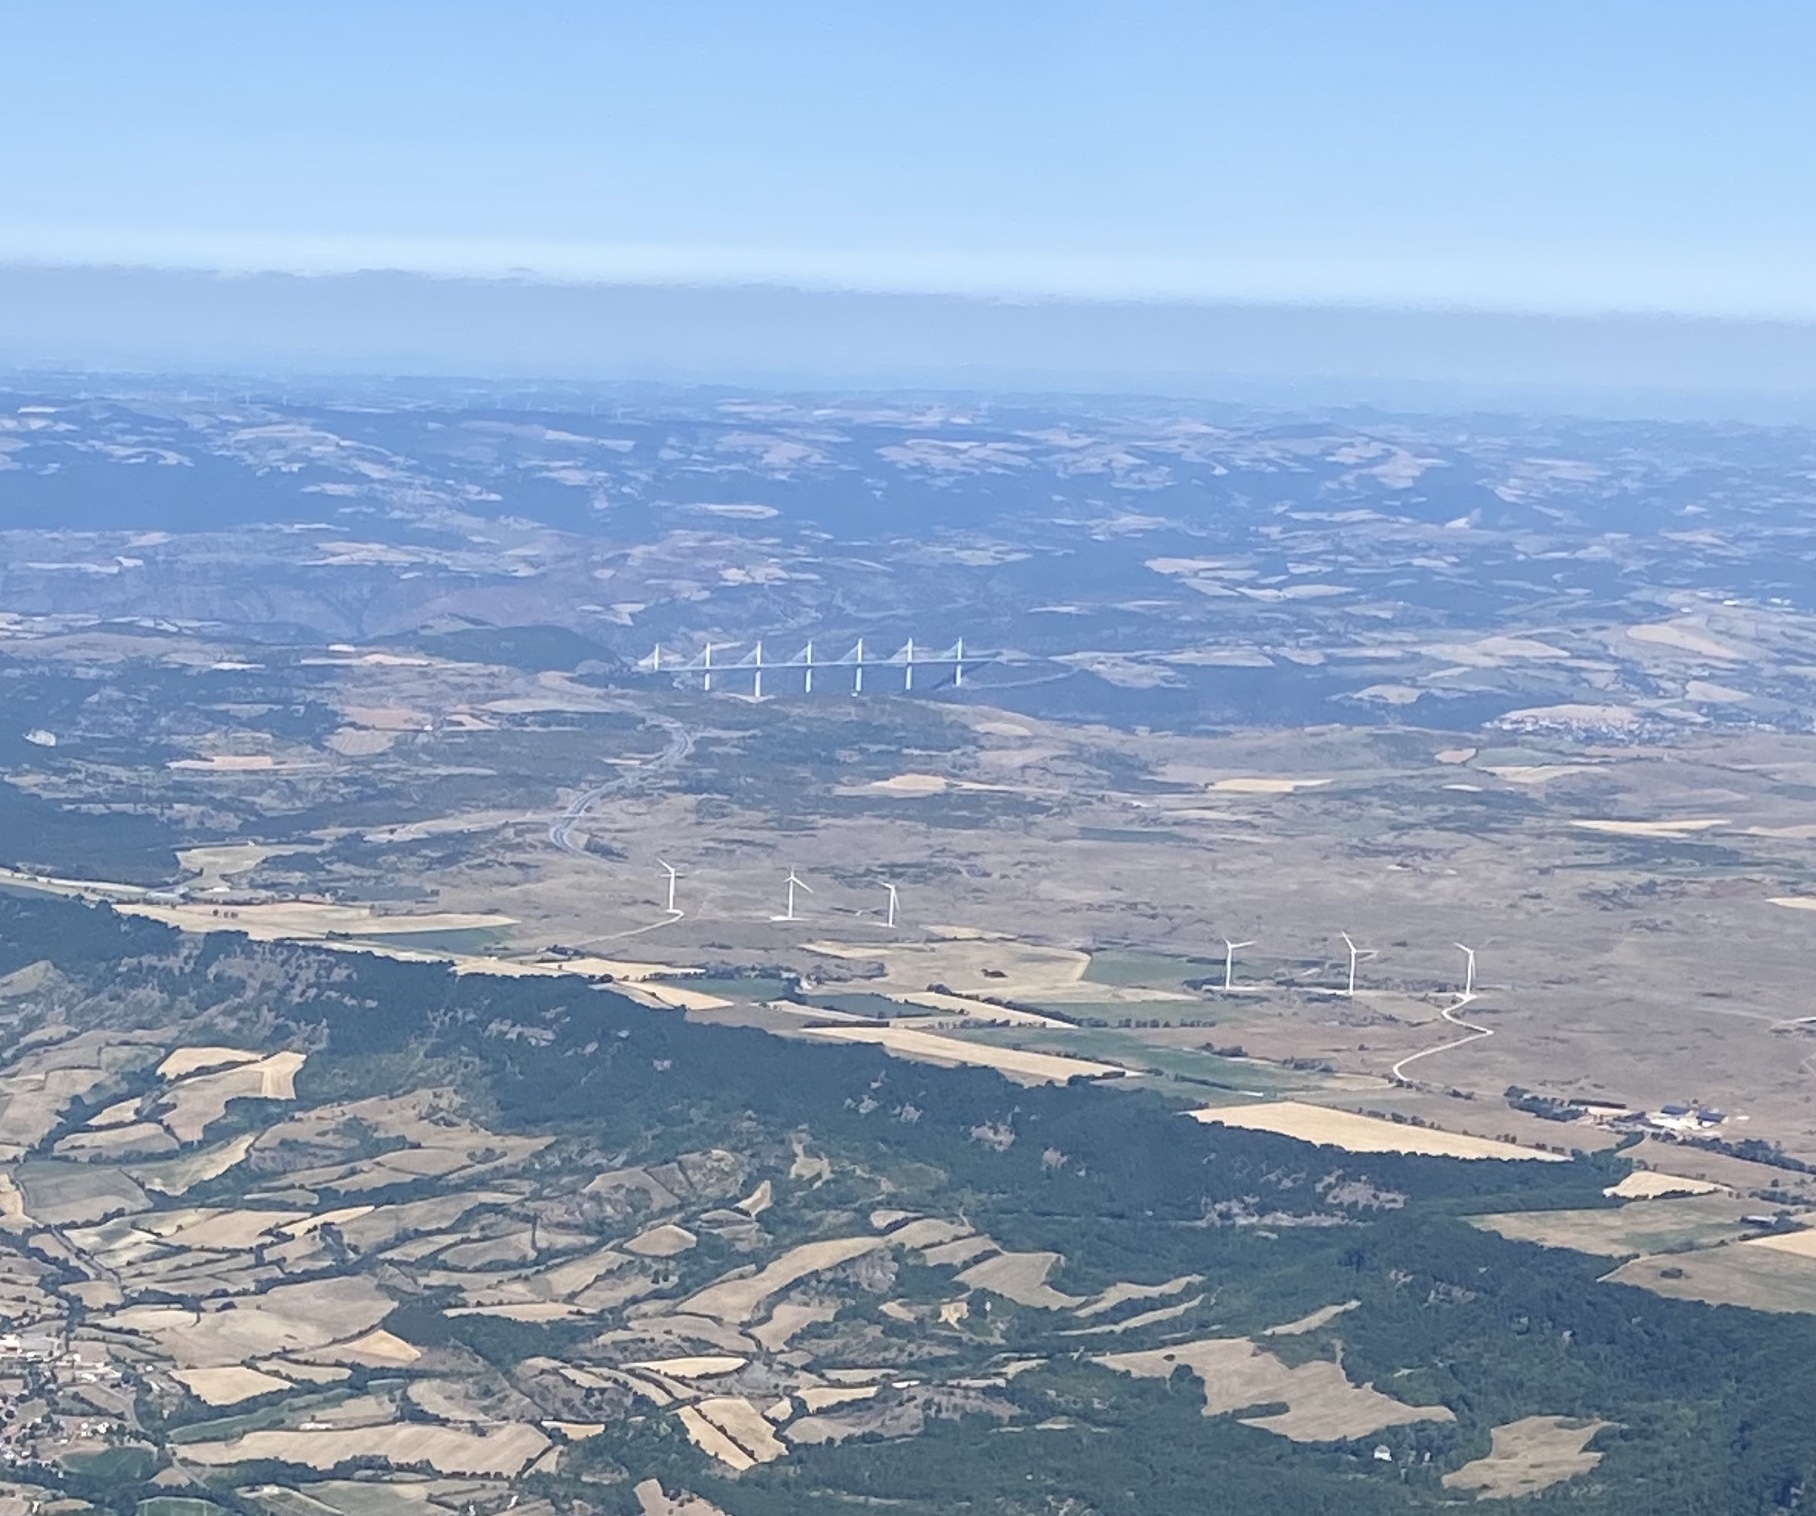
7,263,1816,424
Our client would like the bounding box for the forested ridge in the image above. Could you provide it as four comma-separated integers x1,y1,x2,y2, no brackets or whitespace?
0,892,1812,1514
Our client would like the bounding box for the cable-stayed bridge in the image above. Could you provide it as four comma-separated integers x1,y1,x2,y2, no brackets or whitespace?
634,636,1009,697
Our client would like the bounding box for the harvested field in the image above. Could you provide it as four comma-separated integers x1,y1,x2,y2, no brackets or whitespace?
335,1191,518,1254
158,1053,306,1143
920,1236,998,1268
798,1385,879,1413
796,1024,1128,1084
438,1232,535,1269
693,1398,785,1465
891,992,1082,1024
750,1301,837,1351
304,1330,423,1367
173,1366,293,1406
1209,777,1330,794
1470,1195,1758,1257
681,1236,886,1322
261,1361,351,1386
624,1356,746,1379
0,1171,26,1227
1605,1244,1816,1314
1263,1301,1359,1337
955,1251,1083,1309
804,934,1091,998
1189,1101,1564,1161
1097,1336,1453,1442
884,1218,972,1250
284,1205,376,1238
546,1421,605,1440
1076,1275,1201,1319
17,1163,149,1225
407,1379,501,1424
167,755,284,771
1572,817,1726,838
677,1407,754,1472
158,1210,308,1252
586,1166,681,1208
181,1422,549,1477
1063,1295,1204,1335
1627,621,1743,659
446,1303,582,1323
512,1245,629,1300
617,983,733,1012
157,1048,262,1081
117,901,514,945
626,1225,697,1258
56,1123,177,1160
107,1277,394,1365
1443,1416,1611,1498
175,844,273,891
633,1479,731,1516
252,1482,417,1516
844,772,948,796
1744,1228,1816,1259
0,1032,164,1151
133,1133,259,1196
1604,1170,1726,1200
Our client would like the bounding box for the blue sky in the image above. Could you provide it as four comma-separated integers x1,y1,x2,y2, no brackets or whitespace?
3,2,1814,316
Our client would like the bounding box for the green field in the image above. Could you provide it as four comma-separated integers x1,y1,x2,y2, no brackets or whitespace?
1082,949,1218,989
946,1024,1316,1095
139,1498,228,1516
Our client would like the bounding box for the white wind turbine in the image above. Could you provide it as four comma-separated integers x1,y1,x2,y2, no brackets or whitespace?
775,868,813,922
1221,938,1254,992
657,858,681,917
1455,942,1477,999
1339,931,1376,997
884,882,900,929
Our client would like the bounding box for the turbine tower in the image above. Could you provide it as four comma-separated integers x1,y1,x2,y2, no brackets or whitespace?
853,637,865,695
1221,938,1254,992
801,639,814,695
884,881,900,929
658,858,681,916
1339,932,1376,998
1455,942,1477,998
777,868,813,922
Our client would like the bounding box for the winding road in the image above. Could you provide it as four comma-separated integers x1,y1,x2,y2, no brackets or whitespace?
1390,992,1493,1085
547,713,694,856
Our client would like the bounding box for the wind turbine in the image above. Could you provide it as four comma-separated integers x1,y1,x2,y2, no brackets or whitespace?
1455,942,1477,998
884,882,900,929
775,868,813,922
1339,932,1376,997
1221,938,1254,992
657,858,681,917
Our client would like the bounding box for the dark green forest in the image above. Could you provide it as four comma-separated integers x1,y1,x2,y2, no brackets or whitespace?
1,892,1812,1514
